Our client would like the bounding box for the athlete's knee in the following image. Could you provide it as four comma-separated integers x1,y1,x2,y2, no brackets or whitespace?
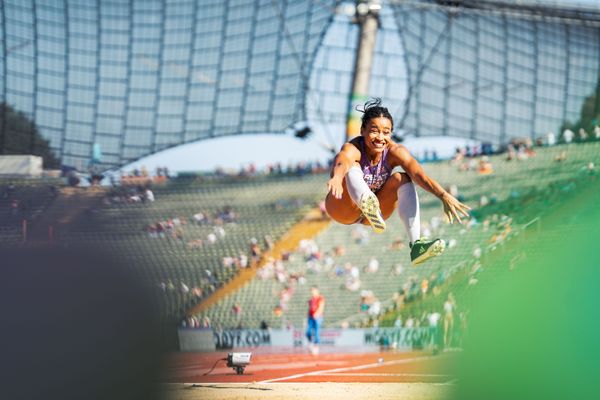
390,172,411,188
324,204,359,225
398,172,411,182
333,214,361,225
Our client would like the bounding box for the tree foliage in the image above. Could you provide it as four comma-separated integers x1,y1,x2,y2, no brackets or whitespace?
560,82,600,137
0,102,61,168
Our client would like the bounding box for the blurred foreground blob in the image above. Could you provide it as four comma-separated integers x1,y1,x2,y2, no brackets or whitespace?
0,247,165,400
452,184,600,400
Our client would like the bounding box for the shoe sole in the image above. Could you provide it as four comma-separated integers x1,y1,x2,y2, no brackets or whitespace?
412,239,446,266
359,193,386,233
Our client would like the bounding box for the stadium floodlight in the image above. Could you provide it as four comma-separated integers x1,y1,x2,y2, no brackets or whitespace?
356,0,382,16
369,0,382,13
226,352,252,375
356,2,369,16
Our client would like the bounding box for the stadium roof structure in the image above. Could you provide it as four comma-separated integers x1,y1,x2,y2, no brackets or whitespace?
1,0,599,170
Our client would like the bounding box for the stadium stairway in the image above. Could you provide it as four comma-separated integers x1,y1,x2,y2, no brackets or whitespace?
27,186,106,242
186,208,330,316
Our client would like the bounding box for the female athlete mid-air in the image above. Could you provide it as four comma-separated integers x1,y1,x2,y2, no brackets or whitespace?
325,99,471,265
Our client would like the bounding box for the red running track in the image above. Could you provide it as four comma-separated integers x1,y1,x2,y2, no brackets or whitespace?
163,348,459,383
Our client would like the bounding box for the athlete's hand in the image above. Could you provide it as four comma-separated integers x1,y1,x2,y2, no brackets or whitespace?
441,192,471,224
327,177,344,200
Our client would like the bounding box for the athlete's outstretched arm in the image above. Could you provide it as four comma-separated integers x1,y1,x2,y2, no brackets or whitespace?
388,144,471,223
327,143,360,200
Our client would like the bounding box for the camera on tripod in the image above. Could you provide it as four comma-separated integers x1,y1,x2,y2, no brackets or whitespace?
226,352,252,375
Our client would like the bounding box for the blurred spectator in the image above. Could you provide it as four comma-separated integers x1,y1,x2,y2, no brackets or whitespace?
479,195,489,207
420,278,429,295
554,150,567,162
393,263,404,276
351,225,370,245
394,316,402,328
306,286,325,353
389,238,405,250
562,128,574,144
180,282,189,294
249,238,262,263
207,233,217,244
145,188,154,202
478,157,493,175
443,293,456,349
239,254,249,268
506,144,516,161
232,303,242,315
447,184,465,202
546,131,556,146
582,162,596,179
367,257,379,273
273,305,283,317
428,310,441,328
319,200,328,220
333,245,346,257
359,292,371,312
264,234,274,251
452,147,464,164
193,212,207,224
368,297,381,317
192,287,203,298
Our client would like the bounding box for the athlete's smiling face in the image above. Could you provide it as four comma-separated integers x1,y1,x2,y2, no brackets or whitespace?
361,117,392,154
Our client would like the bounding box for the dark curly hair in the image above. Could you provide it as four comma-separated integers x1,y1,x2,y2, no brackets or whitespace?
355,98,394,131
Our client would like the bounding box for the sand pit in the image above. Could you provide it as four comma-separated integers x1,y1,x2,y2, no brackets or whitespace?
162,382,452,400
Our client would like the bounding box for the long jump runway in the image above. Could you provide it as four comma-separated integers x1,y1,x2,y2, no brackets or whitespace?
163,348,459,384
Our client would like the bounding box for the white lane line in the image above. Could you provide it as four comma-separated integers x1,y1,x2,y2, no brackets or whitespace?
257,355,436,383
317,373,453,377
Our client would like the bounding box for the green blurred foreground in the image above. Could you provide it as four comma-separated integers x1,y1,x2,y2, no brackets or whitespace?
452,178,600,399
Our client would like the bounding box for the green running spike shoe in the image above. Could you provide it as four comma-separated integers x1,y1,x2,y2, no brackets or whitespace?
358,192,386,233
410,238,446,266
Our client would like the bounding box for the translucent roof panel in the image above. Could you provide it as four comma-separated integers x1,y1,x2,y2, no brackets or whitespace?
1,0,599,170
389,2,600,142
0,0,338,169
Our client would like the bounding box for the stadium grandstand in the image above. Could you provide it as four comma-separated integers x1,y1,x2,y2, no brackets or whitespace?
1,1,600,400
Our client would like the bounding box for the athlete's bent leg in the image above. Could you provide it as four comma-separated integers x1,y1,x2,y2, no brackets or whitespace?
344,166,372,206
345,166,386,232
373,172,410,220
374,172,420,243
325,166,385,232
396,179,421,245
376,172,445,266
325,178,361,225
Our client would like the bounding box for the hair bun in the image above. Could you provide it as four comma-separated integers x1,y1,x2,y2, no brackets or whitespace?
355,97,383,114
